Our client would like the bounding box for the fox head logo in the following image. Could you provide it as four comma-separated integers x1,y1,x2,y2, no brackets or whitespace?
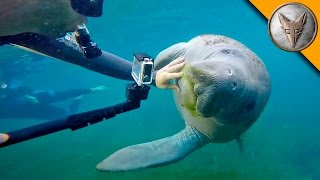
278,12,307,48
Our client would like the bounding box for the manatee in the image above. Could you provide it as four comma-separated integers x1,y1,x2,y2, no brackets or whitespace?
96,34,271,172
0,0,87,38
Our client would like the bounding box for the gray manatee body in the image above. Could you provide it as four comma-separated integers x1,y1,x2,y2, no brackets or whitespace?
96,34,271,172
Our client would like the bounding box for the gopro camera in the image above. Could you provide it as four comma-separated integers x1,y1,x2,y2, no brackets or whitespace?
131,53,154,86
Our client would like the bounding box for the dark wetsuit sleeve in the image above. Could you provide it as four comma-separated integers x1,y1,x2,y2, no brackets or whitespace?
70,0,104,17
32,89,92,104
10,33,134,81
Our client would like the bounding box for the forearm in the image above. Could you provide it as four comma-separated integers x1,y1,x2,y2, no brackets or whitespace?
11,33,134,81
85,51,134,81
10,33,159,86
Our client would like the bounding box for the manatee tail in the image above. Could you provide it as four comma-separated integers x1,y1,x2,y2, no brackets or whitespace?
96,125,209,172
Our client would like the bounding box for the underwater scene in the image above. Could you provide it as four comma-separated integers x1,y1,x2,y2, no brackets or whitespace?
0,0,319,180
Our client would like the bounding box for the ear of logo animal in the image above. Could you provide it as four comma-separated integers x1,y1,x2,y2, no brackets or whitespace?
295,12,307,26
278,13,289,29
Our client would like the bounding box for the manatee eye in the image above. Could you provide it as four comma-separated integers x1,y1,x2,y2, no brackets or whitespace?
295,29,302,34
221,49,230,54
226,69,232,75
285,29,291,34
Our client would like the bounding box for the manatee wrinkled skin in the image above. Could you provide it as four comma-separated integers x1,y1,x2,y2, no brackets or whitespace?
96,34,271,172
155,34,271,143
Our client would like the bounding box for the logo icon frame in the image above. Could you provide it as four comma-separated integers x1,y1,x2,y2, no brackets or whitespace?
268,2,318,52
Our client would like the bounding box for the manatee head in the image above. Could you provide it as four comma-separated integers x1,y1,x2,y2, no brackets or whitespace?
169,35,271,143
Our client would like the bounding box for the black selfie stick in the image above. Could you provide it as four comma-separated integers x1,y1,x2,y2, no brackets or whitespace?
0,83,150,148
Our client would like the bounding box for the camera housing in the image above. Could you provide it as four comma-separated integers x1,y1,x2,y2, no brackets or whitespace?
131,53,154,86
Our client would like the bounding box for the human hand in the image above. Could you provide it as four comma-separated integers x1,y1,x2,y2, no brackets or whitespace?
91,86,108,92
0,133,9,144
155,57,185,91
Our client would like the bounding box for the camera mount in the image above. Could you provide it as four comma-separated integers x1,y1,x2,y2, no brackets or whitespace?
0,83,150,148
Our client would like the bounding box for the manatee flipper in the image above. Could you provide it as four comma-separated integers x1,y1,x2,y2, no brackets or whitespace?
154,42,188,70
96,125,208,172
236,136,245,153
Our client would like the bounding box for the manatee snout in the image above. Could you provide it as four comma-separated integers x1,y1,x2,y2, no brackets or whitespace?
181,58,249,119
